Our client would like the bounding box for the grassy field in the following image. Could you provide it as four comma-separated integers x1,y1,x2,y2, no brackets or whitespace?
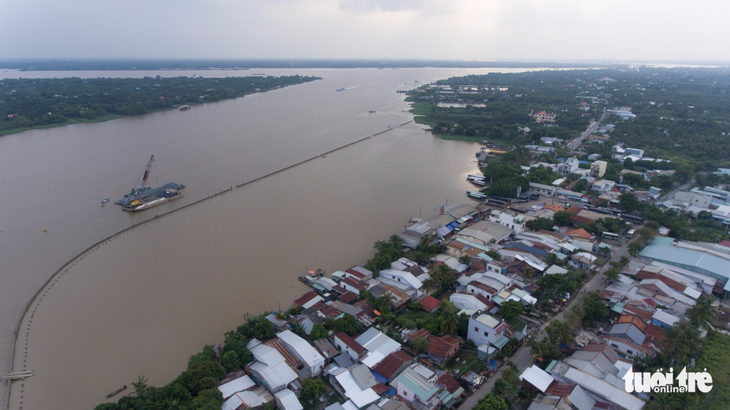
695,331,730,409
445,348,486,375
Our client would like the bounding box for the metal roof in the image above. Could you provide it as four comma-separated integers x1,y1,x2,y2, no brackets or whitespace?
519,365,554,392
277,330,325,370
218,375,255,399
566,385,596,410
608,323,645,345
641,243,730,285
475,314,500,328
274,389,303,410
563,367,644,410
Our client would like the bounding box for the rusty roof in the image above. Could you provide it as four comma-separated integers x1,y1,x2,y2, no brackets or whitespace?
371,351,413,379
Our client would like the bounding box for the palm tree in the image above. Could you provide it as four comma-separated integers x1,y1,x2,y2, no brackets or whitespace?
377,292,396,312
421,276,439,294
440,303,459,335
662,323,700,366
132,375,149,400
545,253,560,267
687,294,717,330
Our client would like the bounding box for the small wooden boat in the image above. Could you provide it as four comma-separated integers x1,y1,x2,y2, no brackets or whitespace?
106,385,127,398
101,197,110,206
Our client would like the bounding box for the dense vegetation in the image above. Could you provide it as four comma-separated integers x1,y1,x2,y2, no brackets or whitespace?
0,75,318,135
409,67,730,169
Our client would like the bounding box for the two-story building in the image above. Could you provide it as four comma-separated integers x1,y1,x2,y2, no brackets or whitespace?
489,210,526,235
467,313,508,347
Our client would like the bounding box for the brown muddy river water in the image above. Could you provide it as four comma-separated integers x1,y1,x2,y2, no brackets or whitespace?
0,67,538,409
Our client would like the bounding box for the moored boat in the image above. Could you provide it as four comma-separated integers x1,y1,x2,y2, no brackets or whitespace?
100,197,110,206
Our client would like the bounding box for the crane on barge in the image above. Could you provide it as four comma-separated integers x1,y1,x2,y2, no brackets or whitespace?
129,154,155,195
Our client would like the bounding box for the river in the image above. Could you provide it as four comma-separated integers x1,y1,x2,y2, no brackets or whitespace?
1,67,537,409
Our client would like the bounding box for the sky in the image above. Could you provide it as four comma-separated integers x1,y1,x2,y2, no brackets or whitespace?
2,0,729,62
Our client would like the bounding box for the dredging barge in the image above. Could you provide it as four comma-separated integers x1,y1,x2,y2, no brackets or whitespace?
114,155,185,212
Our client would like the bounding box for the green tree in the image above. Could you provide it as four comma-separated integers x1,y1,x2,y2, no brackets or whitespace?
573,178,588,193
581,291,608,325
179,361,226,396
486,249,502,260
334,315,358,335
686,294,717,330
223,331,253,369
662,322,700,365
221,351,240,373
527,336,561,363
412,336,429,352
474,393,509,410
376,292,397,312
310,323,328,340
545,320,574,345
500,300,523,321
618,193,641,212
132,375,149,400
186,388,223,410
439,300,460,335
604,267,620,283
188,345,215,370
526,217,554,231
628,241,643,257
553,211,572,226
300,379,324,410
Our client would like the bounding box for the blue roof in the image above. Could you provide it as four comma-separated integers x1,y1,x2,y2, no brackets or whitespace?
640,241,730,285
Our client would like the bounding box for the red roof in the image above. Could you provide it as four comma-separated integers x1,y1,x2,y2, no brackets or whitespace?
334,332,366,353
566,228,592,239
436,371,461,394
637,271,686,292
618,315,648,332
544,381,575,397
353,299,376,315
345,268,367,280
339,292,358,304
581,344,620,364
407,328,431,342
372,351,413,379
371,383,390,395
311,302,342,319
623,304,653,322
419,296,441,312
428,335,460,360
469,281,498,295
342,276,368,291
293,291,319,307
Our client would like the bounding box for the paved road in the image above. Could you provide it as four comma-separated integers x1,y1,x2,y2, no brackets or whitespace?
567,108,606,151
458,238,630,409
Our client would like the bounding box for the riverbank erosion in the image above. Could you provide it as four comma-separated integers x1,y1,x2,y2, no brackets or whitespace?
7,121,480,410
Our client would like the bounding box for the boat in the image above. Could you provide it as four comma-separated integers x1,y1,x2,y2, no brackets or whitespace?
369,110,376,113
336,88,345,91
467,190,487,200
100,197,110,206
298,269,325,286
179,105,191,111
106,385,127,398
115,155,185,212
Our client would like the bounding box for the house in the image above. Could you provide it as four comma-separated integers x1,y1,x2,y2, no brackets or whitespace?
529,182,557,197
222,386,274,410
519,365,554,394
544,265,569,275
341,276,368,295
292,291,324,310
390,257,428,277
377,269,423,298
435,371,465,408
489,210,526,234
333,332,367,361
419,296,441,313
456,220,514,245
590,179,616,194
603,323,654,357
427,335,462,365
371,351,415,384
467,312,508,347
394,364,442,410
557,157,580,176
219,374,256,400
274,389,303,410
356,328,402,368
530,109,557,123
449,292,492,312
590,160,607,178
248,342,299,393
277,330,326,377
328,366,381,409
345,265,373,281
467,281,499,301
313,338,339,365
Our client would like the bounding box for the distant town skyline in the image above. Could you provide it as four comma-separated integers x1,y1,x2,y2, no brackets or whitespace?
2,0,729,62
